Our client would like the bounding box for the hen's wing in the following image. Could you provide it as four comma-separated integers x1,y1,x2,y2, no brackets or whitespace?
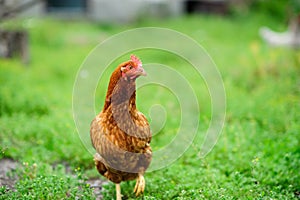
90,111,151,182
91,113,132,183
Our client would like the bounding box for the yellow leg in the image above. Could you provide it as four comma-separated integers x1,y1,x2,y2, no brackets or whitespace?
133,173,145,196
116,183,122,200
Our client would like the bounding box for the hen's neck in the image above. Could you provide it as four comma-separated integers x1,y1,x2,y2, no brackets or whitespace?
103,76,137,112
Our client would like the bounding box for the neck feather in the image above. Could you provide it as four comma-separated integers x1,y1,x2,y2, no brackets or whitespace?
103,70,136,111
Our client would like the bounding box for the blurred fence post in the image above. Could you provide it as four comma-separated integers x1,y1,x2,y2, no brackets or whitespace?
0,30,30,65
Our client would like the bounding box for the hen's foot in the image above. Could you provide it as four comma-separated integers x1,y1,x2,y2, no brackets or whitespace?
133,174,145,196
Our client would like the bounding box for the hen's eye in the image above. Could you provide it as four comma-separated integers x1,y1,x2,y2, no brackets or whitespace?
129,66,133,70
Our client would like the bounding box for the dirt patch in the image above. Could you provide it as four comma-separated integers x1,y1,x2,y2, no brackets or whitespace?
0,158,106,199
0,158,19,190
87,178,108,200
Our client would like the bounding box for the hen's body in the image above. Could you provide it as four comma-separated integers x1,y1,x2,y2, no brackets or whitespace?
90,55,152,199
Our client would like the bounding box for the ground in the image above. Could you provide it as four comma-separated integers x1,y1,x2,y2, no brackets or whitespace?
0,159,18,190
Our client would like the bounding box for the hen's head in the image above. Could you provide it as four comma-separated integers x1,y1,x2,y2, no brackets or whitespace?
104,55,145,109
120,55,146,81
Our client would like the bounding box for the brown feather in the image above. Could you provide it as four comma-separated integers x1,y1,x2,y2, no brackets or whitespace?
90,60,152,184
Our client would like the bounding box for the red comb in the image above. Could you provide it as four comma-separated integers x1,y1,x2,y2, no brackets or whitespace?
130,54,142,67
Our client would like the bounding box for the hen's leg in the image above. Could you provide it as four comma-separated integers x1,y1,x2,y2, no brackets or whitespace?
116,183,122,200
133,173,145,196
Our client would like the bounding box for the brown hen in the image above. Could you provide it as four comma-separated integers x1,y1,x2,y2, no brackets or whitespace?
90,55,152,200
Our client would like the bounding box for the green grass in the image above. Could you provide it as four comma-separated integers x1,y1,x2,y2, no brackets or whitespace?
1,12,300,199
0,163,94,199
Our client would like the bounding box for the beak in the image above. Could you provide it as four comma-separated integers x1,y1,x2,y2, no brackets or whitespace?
137,66,147,76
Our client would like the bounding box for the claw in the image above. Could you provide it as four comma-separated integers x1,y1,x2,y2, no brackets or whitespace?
133,174,145,196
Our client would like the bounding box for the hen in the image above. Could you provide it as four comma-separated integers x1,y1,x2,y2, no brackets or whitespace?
90,55,152,200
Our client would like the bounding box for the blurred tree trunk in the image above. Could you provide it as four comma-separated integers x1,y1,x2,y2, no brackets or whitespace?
0,0,42,65
0,30,30,65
